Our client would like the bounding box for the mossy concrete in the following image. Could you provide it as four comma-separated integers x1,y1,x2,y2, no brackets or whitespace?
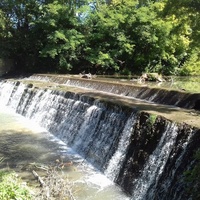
13,79,200,129
21,74,200,112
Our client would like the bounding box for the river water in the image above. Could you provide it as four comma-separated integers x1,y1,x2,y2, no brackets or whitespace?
0,106,129,200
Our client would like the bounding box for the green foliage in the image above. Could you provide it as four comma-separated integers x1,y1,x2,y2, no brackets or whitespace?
0,0,45,70
180,50,200,75
0,8,12,57
184,150,200,200
147,114,157,126
0,170,32,199
0,0,199,75
0,158,32,199
121,68,132,76
81,0,196,75
37,1,86,72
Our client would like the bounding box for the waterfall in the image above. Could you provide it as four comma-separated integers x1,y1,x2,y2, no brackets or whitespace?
0,80,199,200
7,83,26,109
105,113,137,181
154,128,195,200
0,81,133,173
0,81,16,105
131,123,178,200
26,75,200,111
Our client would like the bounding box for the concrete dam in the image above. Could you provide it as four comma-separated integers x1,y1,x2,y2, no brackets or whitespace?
0,75,199,199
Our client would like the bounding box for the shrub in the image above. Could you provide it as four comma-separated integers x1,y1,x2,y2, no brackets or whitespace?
0,170,32,200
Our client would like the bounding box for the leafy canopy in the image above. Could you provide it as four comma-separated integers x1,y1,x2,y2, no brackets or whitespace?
0,0,199,75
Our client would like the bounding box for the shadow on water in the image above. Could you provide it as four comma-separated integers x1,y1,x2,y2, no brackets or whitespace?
0,127,79,194
0,121,130,200
0,129,71,170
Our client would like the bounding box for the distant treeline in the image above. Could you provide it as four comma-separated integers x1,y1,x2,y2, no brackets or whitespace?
0,0,199,75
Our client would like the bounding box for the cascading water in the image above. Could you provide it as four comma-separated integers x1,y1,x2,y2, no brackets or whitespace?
105,113,137,181
0,81,133,174
0,80,199,200
131,123,178,200
153,127,195,200
25,74,200,111
0,81,16,104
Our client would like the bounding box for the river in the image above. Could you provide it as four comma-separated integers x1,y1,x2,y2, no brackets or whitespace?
0,106,129,200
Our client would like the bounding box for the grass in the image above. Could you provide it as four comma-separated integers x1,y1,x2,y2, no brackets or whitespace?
148,114,157,126
0,157,76,200
0,157,30,199
0,170,32,200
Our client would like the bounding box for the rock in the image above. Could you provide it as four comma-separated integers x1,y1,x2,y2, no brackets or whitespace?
193,99,200,110
79,73,96,79
26,83,33,88
140,73,165,82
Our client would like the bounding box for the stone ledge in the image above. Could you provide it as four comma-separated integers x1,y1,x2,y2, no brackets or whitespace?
26,74,200,111
15,79,200,129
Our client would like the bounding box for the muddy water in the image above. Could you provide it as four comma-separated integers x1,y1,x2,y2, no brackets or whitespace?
0,106,129,200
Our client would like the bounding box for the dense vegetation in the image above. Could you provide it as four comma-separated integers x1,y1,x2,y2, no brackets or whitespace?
0,0,199,75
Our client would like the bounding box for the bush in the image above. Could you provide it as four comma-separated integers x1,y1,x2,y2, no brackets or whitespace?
180,50,200,75
0,170,32,200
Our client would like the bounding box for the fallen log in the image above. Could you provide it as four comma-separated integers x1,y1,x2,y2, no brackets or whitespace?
32,170,45,187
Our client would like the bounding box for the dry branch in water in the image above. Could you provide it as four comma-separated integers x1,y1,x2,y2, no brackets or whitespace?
32,160,76,200
32,170,45,187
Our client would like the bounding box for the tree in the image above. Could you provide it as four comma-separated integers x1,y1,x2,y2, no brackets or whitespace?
37,1,86,72
0,0,88,73
0,0,199,75
162,0,200,75
0,0,45,71
82,0,190,75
